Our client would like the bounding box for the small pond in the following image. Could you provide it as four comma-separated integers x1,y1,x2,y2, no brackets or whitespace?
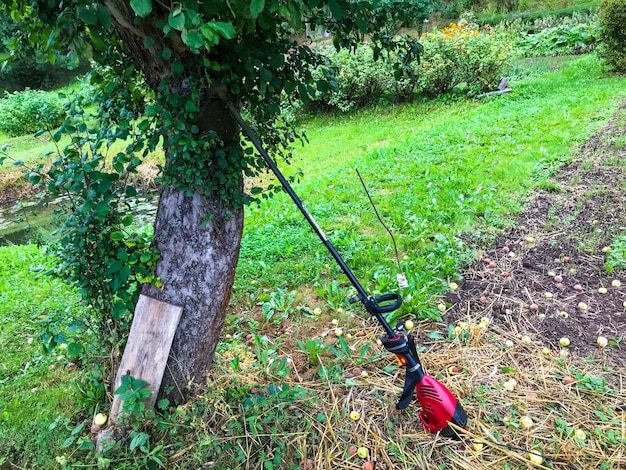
0,195,158,246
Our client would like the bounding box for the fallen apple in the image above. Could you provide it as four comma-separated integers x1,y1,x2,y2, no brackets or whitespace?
541,347,550,355
313,307,322,316
360,370,369,378
503,379,516,391
471,442,484,451
349,411,360,421
404,320,414,330
505,340,514,348
529,453,543,465
521,335,532,344
559,337,570,347
331,318,339,325
449,282,459,291
574,429,586,440
577,302,588,310
597,336,608,348
437,303,446,312
597,287,607,294
334,328,343,337
480,317,490,326
94,413,108,426
520,416,534,429
357,447,368,459
612,279,621,287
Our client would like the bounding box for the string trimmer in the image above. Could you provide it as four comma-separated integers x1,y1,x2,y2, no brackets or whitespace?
223,100,468,438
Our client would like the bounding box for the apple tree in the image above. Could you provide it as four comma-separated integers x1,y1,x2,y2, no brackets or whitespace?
0,0,435,402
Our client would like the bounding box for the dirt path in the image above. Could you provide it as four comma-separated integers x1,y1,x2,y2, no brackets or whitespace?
444,101,626,366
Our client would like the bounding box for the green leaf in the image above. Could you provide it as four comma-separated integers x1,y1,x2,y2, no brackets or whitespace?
110,231,126,241
68,342,83,357
200,24,218,45
250,0,265,18
328,0,345,20
181,29,204,49
78,7,98,25
71,423,85,436
427,331,445,340
130,0,152,18
129,432,150,451
168,11,185,31
208,21,236,40
62,436,75,448
157,398,169,410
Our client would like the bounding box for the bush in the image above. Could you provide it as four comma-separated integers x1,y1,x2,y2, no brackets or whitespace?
418,22,513,97
513,22,600,56
597,0,626,72
309,22,513,110
0,89,65,136
310,46,395,112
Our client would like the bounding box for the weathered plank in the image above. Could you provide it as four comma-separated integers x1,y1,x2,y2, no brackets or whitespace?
110,294,183,423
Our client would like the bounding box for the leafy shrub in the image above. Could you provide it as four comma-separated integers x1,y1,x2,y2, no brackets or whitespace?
513,22,599,56
477,4,599,26
0,89,65,136
510,10,598,34
418,22,513,97
309,21,513,110
597,0,626,72
310,45,395,112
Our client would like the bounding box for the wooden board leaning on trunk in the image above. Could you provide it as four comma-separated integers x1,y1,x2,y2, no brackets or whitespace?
110,294,183,423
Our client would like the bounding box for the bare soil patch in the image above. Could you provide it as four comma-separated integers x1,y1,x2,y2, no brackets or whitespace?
444,101,626,366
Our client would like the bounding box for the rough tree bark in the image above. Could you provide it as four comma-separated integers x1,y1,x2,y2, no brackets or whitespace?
104,0,245,403
141,186,243,402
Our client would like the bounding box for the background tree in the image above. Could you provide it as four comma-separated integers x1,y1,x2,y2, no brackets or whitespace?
1,0,436,403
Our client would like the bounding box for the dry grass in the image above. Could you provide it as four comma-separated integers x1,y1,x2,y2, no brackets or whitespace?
195,318,626,470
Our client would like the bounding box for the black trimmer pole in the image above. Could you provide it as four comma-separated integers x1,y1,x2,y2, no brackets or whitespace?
222,98,468,438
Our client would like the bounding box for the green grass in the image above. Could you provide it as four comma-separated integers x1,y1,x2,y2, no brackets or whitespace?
0,244,87,466
234,54,626,321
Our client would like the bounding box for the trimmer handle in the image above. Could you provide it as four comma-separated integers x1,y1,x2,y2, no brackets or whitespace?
369,292,403,314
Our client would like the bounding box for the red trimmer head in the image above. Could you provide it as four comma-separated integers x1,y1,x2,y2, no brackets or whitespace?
415,374,468,437
381,329,468,438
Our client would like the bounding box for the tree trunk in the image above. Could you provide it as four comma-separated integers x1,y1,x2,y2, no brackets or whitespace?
142,185,243,403
104,0,245,403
